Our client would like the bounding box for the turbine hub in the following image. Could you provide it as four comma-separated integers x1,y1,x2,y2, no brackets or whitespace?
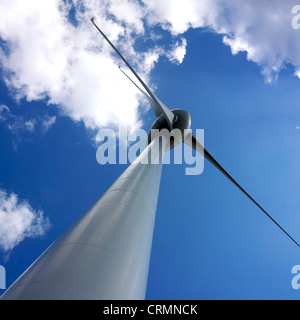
147,109,191,151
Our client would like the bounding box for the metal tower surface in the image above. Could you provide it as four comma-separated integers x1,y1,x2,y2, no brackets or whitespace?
1,136,166,300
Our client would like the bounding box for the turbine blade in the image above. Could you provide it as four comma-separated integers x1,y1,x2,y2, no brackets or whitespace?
91,17,175,129
187,134,300,248
119,67,161,118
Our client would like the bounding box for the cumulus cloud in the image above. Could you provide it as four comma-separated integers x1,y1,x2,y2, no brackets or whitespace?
143,0,300,83
0,0,172,133
0,188,50,252
143,0,219,35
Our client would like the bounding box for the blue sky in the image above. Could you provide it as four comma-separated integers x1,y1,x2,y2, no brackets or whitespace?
1,0,300,299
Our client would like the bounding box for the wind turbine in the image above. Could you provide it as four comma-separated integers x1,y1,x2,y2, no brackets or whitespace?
1,18,299,300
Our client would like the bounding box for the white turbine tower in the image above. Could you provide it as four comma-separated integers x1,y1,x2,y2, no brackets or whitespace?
1,18,299,300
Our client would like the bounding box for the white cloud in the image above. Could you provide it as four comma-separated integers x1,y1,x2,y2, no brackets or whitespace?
0,0,194,136
7,116,36,135
143,0,300,83
0,0,140,132
143,0,218,35
24,120,36,132
0,188,50,252
167,38,187,65
42,116,56,133
108,0,145,34
0,0,165,133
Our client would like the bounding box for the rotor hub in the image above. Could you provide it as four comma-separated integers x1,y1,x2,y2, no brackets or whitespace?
147,109,191,151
